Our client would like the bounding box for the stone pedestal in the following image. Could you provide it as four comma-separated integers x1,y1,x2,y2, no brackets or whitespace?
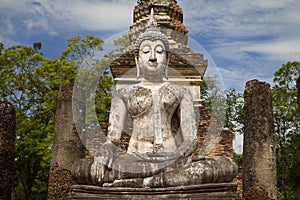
68,183,240,200
0,102,16,200
243,80,277,200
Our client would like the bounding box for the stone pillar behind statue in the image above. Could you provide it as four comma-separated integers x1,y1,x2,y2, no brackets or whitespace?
0,102,16,200
243,79,277,200
47,84,86,200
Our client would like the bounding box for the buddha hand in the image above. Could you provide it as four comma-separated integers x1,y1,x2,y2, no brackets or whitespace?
90,140,118,185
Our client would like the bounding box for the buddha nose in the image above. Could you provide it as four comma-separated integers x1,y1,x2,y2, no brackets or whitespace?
149,57,157,62
149,51,157,62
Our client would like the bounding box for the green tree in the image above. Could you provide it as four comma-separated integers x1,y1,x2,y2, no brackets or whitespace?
201,76,244,137
113,34,130,54
0,43,60,199
61,35,114,125
63,34,130,125
0,34,129,199
223,88,244,166
224,88,244,136
272,61,300,200
201,75,227,125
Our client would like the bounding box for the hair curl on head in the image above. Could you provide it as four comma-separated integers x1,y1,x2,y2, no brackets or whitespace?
134,28,170,59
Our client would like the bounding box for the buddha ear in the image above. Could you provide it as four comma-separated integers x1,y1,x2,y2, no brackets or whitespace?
135,57,141,80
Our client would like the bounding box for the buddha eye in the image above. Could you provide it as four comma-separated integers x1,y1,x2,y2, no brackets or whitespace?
156,45,164,53
142,46,150,53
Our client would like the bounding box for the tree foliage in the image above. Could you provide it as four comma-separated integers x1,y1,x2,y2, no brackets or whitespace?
60,35,113,124
0,34,126,199
213,61,299,199
201,77,244,138
0,42,67,199
272,61,300,200
224,88,244,136
200,75,227,126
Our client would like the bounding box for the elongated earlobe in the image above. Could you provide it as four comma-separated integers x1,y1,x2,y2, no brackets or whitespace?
165,57,170,79
135,57,141,80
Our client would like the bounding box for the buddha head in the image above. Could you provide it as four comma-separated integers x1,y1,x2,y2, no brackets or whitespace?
134,9,170,80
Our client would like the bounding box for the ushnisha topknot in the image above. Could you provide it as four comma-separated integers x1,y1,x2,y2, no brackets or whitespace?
134,8,170,59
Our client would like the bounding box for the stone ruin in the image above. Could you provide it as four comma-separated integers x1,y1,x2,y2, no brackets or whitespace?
243,80,277,200
0,1,281,200
47,84,86,199
104,0,230,162
53,1,278,198
0,102,16,200
67,1,239,198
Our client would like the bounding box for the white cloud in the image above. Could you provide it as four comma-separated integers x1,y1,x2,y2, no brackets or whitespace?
209,38,300,64
206,42,278,92
241,39,300,61
176,0,300,92
23,17,58,35
2,18,16,36
29,0,135,31
0,0,135,36
217,67,273,92
0,35,18,47
179,0,300,39
61,1,134,31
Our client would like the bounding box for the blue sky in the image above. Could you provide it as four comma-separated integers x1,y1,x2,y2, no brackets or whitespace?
2,0,300,153
1,0,300,92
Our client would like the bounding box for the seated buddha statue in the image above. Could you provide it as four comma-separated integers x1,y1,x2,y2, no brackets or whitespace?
72,10,238,188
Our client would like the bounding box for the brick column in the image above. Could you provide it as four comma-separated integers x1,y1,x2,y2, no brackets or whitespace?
243,80,277,200
47,84,86,200
0,102,16,200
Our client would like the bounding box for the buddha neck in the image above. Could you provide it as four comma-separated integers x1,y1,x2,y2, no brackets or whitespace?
138,76,164,84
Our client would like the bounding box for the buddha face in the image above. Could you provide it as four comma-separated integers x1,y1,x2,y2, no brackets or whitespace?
137,40,168,79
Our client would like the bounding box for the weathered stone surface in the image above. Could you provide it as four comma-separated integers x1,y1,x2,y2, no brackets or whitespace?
232,168,243,199
0,102,16,200
110,49,207,79
85,126,107,156
48,167,77,200
110,0,207,112
68,183,241,200
130,0,188,47
71,3,238,200
98,105,239,194
206,129,234,158
50,83,86,170
100,105,234,162
72,13,237,188
48,84,86,200
244,186,270,200
243,79,277,200
193,106,234,159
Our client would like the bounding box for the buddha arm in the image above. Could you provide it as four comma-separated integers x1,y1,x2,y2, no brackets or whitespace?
107,89,127,146
175,89,198,157
90,91,128,179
